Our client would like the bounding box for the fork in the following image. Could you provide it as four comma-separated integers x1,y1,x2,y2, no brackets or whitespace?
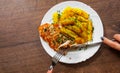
47,40,101,73
47,40,70,73
47,51,63,73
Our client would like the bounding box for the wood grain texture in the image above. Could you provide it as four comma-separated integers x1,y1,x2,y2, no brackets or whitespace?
0,0,120,73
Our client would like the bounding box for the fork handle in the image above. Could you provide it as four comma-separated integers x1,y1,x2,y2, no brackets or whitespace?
47,65,53,73
47,69,53,73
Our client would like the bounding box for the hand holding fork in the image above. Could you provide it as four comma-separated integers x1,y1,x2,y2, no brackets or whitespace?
47,41,71,73
47,52,63,73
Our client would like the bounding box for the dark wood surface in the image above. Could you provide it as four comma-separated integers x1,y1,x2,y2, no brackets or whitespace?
0,0,120,73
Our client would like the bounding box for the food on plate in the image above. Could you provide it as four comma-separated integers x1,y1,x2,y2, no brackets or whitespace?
38,6,94,51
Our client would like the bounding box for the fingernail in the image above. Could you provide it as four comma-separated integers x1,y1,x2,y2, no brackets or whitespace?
111,39,115,41
101,37,104,40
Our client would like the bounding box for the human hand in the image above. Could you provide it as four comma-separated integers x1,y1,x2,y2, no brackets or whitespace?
47,69,53,73
102,34,120,51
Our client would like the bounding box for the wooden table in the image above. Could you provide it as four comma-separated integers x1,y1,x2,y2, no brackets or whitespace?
0,0,120,73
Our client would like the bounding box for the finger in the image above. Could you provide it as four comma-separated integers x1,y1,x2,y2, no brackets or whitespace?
47,69,53,73
102,37,120,51
113,34,120,42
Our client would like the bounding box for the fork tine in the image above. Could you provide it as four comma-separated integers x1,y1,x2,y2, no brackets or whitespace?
56,53,62,61
47,41,70,73
52,52,62,63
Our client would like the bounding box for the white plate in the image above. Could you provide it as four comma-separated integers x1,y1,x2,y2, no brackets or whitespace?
40,1,104,64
